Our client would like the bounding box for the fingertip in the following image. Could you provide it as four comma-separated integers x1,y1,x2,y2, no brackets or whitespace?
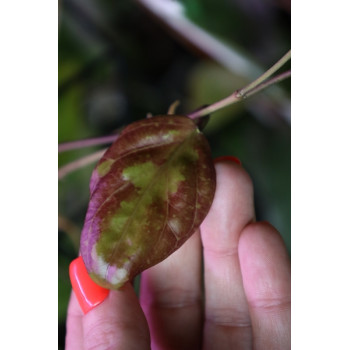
213,156,253,202
214,155,242,166
201,156,255,252
238,221,291,348
240,223,290,321
239,221,290,277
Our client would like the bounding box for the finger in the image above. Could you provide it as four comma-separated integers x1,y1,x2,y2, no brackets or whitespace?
66,291,84,350
200,158,255,349
83,283,151,350
239,222,291,350
140,230,203,350
67,257,150,350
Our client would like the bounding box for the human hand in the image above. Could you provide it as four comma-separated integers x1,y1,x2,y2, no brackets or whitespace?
65,156,291,350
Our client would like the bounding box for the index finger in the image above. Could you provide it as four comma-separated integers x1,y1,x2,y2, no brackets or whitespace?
200,158,255,349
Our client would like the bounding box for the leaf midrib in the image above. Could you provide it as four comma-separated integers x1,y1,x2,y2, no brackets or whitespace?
106,128,198,267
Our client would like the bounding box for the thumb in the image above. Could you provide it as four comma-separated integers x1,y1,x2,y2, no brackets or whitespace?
66,257,150,350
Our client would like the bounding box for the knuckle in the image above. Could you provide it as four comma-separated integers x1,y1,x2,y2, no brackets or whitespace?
205,307,251,328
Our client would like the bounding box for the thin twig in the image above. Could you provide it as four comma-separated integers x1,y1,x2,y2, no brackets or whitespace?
58,134,119,153
58,149,106,180
187,50,291,120
243,70,291,99
58,215,81,252
238,50,291,97
187,69,290,119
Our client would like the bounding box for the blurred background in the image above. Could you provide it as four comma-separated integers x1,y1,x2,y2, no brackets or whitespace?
58,0,290,347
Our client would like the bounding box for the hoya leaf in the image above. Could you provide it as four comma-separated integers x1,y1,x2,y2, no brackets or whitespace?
80,115,216,289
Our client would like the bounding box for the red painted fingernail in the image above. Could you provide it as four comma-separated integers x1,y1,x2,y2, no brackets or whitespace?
214,155,242,166
69,256,109,314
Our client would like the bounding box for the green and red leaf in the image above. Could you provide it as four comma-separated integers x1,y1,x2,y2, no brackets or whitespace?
80,115,216,289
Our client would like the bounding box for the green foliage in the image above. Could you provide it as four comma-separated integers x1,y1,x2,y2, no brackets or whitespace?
181,0,291,51
180,0,247,42
187,61,248,131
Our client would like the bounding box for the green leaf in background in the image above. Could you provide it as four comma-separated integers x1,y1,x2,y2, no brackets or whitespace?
186,61,249,132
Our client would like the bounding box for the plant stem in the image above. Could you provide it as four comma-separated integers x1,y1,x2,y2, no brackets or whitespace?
188,50,291,119
58,215,81,251
243,70,291,99
238,50,291,97
58,134,119,153
58,148,107,180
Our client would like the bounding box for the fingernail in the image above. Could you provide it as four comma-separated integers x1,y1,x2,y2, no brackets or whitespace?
214,155,242,166
69,256,109,314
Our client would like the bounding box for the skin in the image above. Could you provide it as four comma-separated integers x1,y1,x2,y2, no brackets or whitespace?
66,159,291,350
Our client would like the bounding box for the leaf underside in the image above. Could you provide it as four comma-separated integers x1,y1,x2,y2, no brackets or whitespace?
80,115,216,289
